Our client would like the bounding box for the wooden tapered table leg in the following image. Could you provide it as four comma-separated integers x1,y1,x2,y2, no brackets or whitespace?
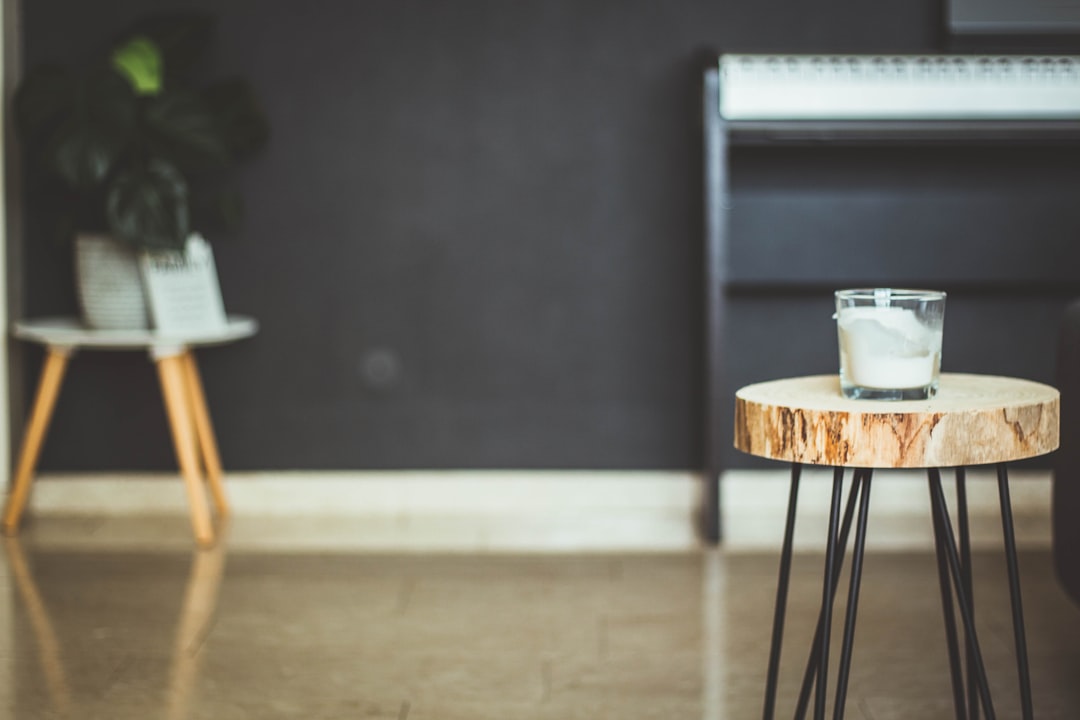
2,347,72,535
157,353,215,548
9,316,256,548
180,351,229,517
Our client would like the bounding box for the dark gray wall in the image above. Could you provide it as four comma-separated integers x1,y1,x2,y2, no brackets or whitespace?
15,0,1078,472
719,143,1080,471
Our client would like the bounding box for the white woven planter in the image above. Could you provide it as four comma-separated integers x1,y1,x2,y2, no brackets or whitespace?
74,233,151,330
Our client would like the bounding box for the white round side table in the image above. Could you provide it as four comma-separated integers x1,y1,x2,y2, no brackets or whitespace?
2,316,258,548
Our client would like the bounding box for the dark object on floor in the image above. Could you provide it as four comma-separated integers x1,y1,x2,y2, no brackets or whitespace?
1054,299,1080,606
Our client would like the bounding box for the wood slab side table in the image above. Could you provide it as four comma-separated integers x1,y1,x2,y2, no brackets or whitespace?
1,316,258,548
734,373,1059,720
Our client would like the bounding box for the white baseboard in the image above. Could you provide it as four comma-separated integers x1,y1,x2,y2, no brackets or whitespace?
721,468,1052,552
21,469,1052,552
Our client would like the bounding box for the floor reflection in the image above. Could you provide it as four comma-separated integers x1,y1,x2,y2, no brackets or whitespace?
0,532,1077,720
4,537,70,715
165,537,228,720
4,531,228,720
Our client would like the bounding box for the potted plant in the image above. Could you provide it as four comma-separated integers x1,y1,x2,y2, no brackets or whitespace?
13,11,269,329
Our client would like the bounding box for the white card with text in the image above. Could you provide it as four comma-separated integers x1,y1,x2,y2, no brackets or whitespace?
140,234,227,334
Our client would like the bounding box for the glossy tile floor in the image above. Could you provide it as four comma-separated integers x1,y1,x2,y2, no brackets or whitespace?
0,531,1078,719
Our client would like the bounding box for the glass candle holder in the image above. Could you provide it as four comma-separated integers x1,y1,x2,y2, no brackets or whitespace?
835,288,946,401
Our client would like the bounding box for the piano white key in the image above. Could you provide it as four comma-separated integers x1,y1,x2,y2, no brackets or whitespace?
719,54,1080,120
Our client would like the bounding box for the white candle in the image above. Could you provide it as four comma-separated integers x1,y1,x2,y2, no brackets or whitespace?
837,306,939,389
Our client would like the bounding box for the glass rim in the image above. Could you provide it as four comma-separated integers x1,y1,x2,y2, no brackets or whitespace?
835,287,946,301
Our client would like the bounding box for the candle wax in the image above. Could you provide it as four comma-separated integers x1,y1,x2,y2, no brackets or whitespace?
837,306,940,389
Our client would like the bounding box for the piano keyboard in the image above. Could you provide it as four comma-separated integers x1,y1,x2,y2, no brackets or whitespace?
719,54,1080,120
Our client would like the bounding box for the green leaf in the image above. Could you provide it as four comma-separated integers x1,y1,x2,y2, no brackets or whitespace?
106,159,189,250
111,36,162,96
116,12,215,83
49,119,125,188
143,90,230,173
44,69,136,189
16,10,267,249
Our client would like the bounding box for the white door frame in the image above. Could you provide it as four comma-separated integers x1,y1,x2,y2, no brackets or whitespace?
0,6,15,717
1,0,16,506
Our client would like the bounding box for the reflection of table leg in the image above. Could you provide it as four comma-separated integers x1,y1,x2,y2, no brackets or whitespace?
157,354,215,548
2,348,71,535
166,541,228,720
3,538,71,713
181,352,229,517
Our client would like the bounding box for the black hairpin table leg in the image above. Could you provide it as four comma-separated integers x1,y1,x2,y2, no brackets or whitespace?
832,469,873,720
765,467,861,720
762,463,802,720
813,467,846,720
760,462,1031,720
997,463,1034,720
929,470,997,719
931,469,970,720
793,469,865,720
735,374,1055,720
956,468,979,720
